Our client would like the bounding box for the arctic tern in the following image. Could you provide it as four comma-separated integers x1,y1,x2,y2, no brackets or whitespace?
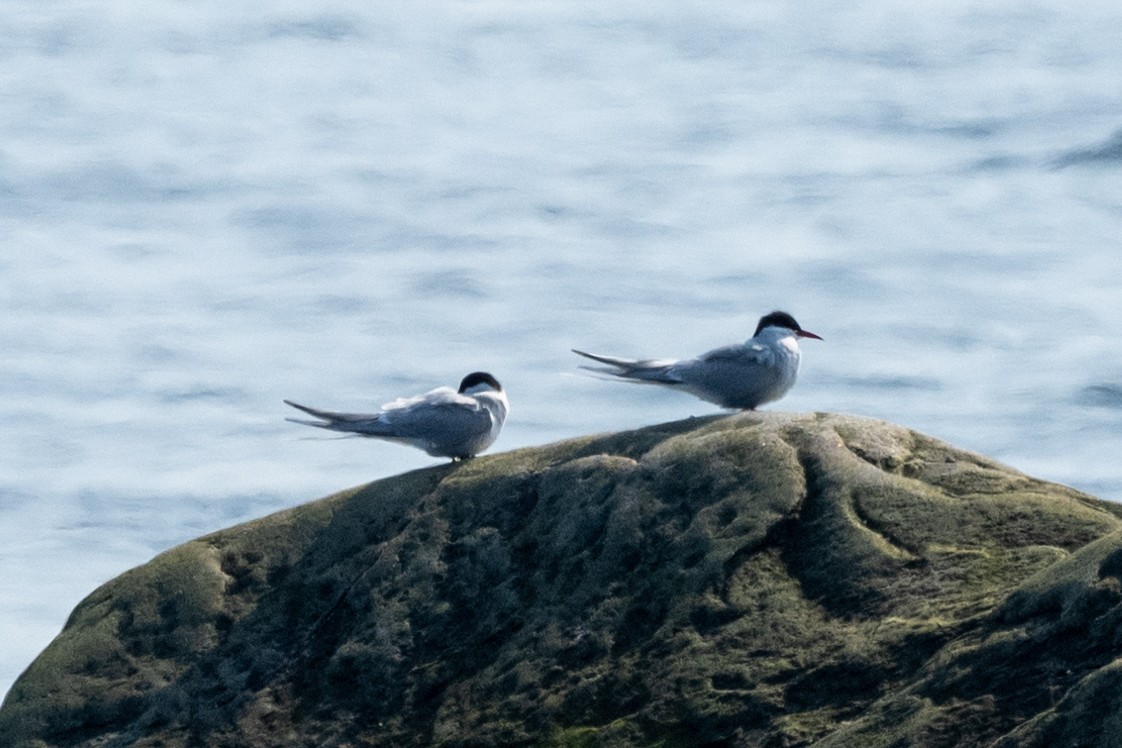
284,371,508,460
573,311,821,410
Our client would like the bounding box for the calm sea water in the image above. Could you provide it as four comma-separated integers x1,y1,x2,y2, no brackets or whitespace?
3,1,1121,699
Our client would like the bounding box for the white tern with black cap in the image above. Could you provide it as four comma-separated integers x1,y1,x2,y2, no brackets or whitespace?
284,372,508,460
573,311,822,410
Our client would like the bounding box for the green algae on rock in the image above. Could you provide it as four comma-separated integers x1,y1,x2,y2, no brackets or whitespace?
3,412,1122,748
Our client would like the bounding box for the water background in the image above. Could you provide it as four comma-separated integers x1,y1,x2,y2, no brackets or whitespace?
3,1,1122,700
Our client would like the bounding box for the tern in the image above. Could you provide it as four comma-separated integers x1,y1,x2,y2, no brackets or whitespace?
573,311,822,410
284,371,508,460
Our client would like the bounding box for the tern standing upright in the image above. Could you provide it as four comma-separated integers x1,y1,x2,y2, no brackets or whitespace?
573,311,822,410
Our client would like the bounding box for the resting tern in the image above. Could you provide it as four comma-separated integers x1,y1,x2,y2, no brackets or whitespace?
284,371,508,460
573,311,822,410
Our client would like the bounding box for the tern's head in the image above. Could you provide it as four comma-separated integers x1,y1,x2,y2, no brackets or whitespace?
458,371,503,395
754,311,823,341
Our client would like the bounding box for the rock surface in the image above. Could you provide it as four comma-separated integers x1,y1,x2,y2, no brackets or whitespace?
4,412,1122,747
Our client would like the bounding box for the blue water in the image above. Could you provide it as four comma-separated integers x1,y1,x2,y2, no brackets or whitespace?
3,1,1122,700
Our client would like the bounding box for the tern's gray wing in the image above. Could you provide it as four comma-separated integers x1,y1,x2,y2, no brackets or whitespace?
285,395,493,457
374,398,491,440
695,342,773,366
668,343,786,409
284,387,468,433
284,394,486,435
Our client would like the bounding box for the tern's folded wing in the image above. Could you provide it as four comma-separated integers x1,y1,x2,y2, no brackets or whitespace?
375,399,492,441
696,343,774,367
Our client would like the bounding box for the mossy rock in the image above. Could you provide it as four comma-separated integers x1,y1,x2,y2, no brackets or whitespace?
3,412,1122,747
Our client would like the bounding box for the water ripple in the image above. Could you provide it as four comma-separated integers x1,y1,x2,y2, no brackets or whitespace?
1077,384,1122,409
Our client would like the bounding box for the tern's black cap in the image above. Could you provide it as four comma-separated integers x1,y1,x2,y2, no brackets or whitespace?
753,311,805,336
459,372,502,393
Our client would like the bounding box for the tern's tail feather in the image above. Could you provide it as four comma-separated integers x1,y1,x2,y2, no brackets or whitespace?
571,349,682,384
571,349,640,368
283,400,338,421
283,400,387,434
285,416,334,429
